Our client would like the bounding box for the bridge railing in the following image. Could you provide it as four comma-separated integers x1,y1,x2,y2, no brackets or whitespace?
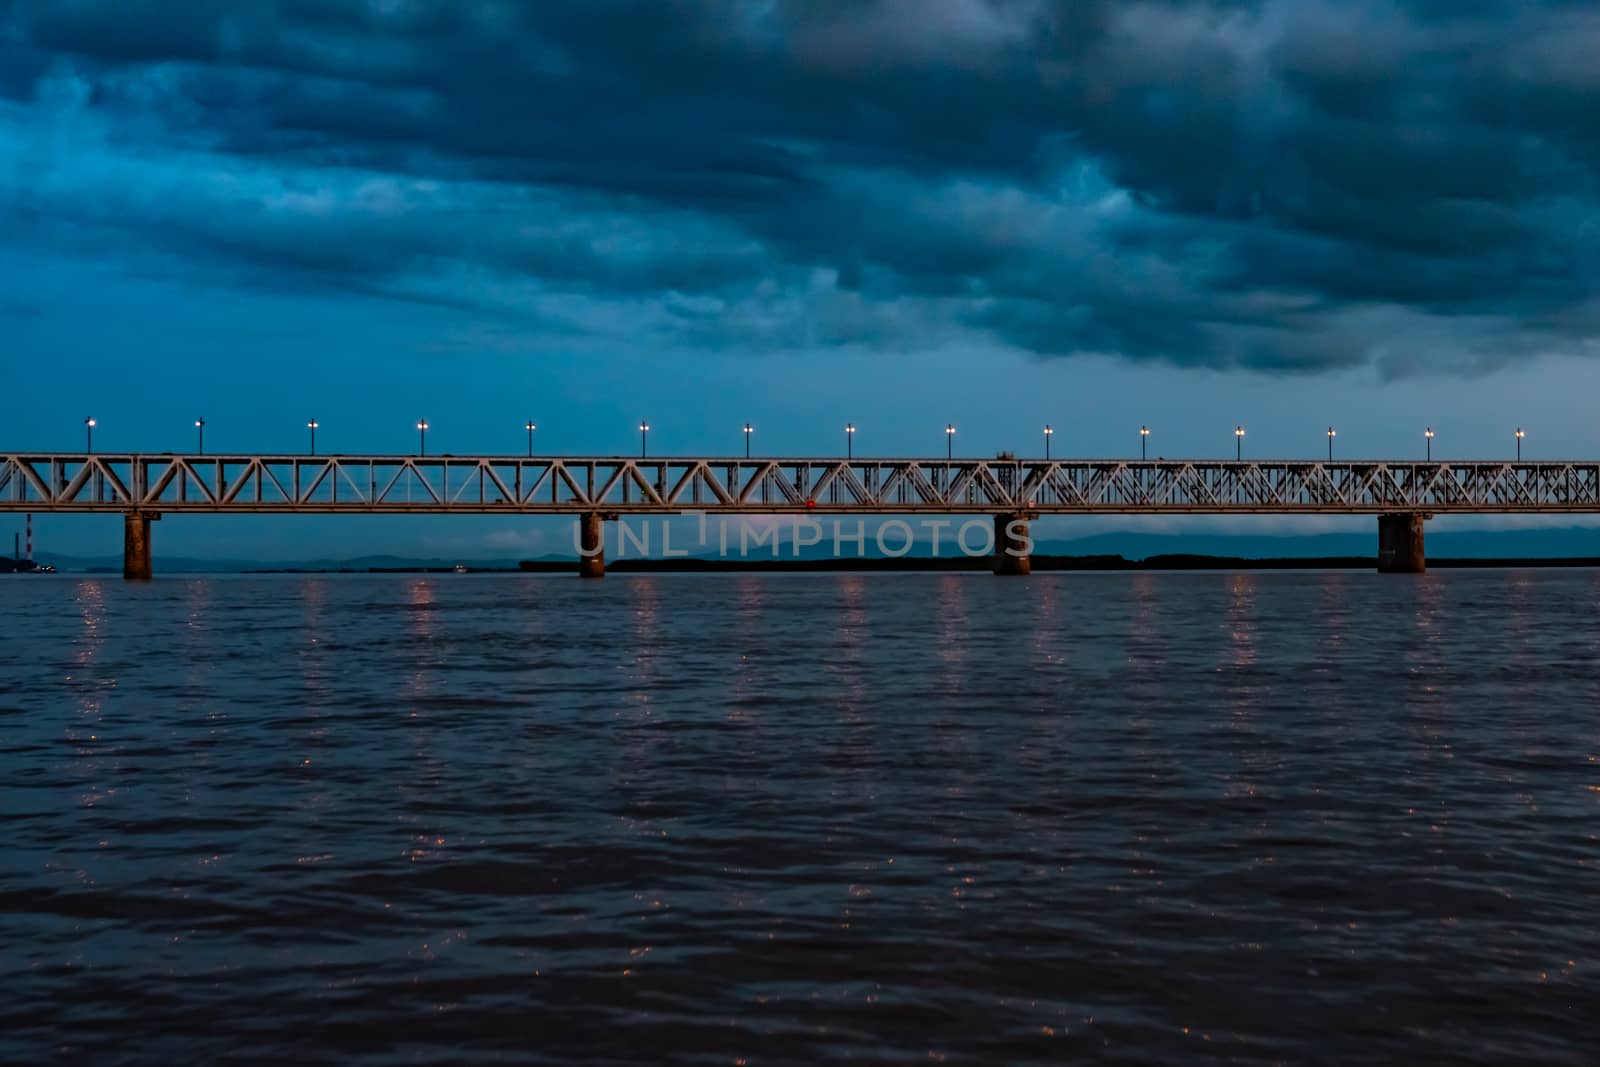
3,454,1599,514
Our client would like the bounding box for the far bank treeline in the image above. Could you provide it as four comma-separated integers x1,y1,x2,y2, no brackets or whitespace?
504,554,1600,574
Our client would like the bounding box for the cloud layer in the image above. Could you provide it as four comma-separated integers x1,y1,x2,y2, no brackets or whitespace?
3,0,1598,375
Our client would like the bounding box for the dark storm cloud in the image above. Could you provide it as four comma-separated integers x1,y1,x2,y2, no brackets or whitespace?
2,0,1598,374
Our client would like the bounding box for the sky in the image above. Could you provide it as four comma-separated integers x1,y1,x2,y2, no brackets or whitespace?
4,0,1600,559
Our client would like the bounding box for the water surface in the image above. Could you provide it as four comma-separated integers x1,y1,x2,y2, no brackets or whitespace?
2,571,1597,1064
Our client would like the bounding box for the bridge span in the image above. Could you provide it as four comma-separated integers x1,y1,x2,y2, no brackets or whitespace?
4,452,1598,578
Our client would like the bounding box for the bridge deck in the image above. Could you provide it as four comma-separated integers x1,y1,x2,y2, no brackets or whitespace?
3,453,1597,514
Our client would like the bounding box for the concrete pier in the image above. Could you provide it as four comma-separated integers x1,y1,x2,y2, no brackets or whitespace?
1377,512,1426,574
578,512,606,578
994,514,1032,576
123,511,159,580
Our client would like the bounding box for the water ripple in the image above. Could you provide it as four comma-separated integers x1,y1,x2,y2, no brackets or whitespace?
2,571,1598,1065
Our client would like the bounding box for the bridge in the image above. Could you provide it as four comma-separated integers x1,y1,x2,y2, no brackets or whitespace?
5,451,1598,577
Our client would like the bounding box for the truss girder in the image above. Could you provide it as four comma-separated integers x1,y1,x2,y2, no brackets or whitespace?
5,455,1600,514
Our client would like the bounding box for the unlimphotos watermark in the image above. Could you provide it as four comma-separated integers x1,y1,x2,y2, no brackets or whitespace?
574,512,1032,559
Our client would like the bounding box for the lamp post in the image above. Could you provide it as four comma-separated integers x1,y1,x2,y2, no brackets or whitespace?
1043,424,1053,460
1516,427,1525,461
308,419,318,456
417,419,428,456
1326,426,1335,462
1235,425,1245,461
640,422,650,458
526,420,537,457
85,417,99,501
945,423,956,497
744,422,753,459
845,423,855,460
1140,425,1149,461
1425,427,1433,461
196,417,206,455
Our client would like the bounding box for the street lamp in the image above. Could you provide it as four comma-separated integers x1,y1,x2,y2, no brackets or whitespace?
1043,424,1053,460
308,419,319,456
1516,427,1525,461
525,420,537,457
85,416,96,453
944,423,956,496
1140,425,1150,461
417,419,428,455
1326,426,1335,462
744,422,753,459
1425,426,1434,461
196,417,206,455
640,422,650,458
845,423,855,460
1235,425,1245,461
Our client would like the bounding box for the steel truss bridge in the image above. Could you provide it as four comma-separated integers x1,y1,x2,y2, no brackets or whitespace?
5,452,1596,577
4,453,1599,514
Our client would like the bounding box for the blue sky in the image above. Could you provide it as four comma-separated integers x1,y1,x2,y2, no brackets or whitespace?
5,1,1600,559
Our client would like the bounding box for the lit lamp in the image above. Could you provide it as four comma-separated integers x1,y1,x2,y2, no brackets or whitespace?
1515,427,1525,462
417,419,429,455
946,423,956,461
1235,425,1245,461
640,422,650,458
196,417,206,455
1326,425,1336,462
1140,424,1150,461
1043,424,1054,460
1424,426,1434,461
525,420,537,457
308,419,319,456
85,416,96,453
743,422,753,459
845,422,855,460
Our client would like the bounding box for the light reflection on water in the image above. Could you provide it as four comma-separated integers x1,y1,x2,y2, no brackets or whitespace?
1,570,1598,1065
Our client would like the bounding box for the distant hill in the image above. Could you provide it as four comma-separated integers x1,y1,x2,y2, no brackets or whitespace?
1037,528,1600,560
733,527,1600,562
23,526,1600,572
32,553,531,574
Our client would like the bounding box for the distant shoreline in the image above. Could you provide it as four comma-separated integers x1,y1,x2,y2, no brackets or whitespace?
216,553,1600,575
20,553,1600,577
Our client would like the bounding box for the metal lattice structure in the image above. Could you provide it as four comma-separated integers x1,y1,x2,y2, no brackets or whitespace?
4,453,1600,514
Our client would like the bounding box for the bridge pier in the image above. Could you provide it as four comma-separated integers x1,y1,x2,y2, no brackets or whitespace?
577,512,606,578
1377,512,1426,574
123,511,160,580
994,514,1032,576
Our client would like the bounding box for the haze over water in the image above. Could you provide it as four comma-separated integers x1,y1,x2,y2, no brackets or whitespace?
2,571,1597,1065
